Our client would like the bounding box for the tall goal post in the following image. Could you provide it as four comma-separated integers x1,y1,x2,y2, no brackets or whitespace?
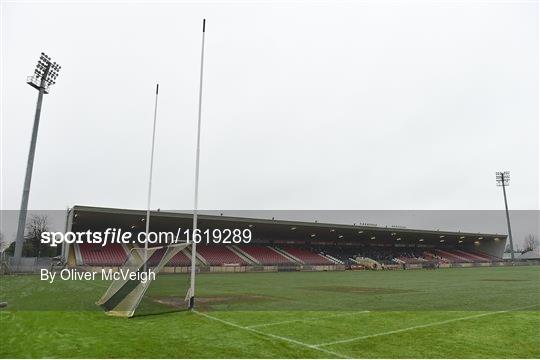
144,83,160,271
188,18,207,310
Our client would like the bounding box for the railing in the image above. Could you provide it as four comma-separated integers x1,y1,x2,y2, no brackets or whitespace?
26,76,50,93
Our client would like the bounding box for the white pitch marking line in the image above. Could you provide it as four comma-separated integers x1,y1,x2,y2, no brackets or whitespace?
194,310,348,359
316,304,538,347
247,310,370,329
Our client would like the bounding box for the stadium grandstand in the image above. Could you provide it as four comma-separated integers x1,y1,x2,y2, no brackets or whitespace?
63,206,506,271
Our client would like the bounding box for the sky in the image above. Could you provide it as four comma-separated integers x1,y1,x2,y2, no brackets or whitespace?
1,1,539,216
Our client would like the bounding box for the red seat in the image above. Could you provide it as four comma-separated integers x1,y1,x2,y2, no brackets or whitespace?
470,250,499,261
238,245,294,265
197,245,247,266
146,247,192,267
79,243,127,266
281,246,334,265
433,249,472,263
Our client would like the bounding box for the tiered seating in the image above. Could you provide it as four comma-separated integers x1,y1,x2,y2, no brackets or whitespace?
470,250,499,261
197,245,247,266
433,249,497,263
314,246,362,265
394,250,426,264
280,246,334,265
313,246,396,265
360,248,395,265
454,249,486,262
147,247,191,267
237,245,295,265
79,243,127,266
397,255,425,264
78,242,499,267
423,251,449,263
169,250,192,266
433,249,469,262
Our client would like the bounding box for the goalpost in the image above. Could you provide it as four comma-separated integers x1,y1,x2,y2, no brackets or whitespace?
96,243,189,317
97,19,207,317
187,18,207,310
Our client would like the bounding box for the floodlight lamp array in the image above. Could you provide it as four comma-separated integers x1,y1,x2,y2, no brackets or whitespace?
496,171,510,186
31,52,61,88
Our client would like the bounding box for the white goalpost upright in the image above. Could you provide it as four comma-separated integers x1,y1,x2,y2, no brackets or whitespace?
145,83,160,271
188,19,207,310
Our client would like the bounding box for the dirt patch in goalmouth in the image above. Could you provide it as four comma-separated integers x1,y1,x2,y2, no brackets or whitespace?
152,294,276,310
304,286,416,295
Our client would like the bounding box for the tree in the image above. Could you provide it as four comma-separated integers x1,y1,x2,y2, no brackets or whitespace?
23,215,57,257
522,234,538,254
0,232,11,267
0,232,11,253
0,232,11,275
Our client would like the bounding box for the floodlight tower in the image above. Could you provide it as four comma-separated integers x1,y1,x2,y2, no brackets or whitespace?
496,171,515,262
13,53,61,263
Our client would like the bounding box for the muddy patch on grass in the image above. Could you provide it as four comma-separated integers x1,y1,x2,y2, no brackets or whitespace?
152,294,276,310
303,286,416,295
480,279,528,282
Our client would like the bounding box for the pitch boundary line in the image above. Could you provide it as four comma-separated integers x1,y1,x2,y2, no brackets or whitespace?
315,304,538,347
194,310,348,359
247,310,370,329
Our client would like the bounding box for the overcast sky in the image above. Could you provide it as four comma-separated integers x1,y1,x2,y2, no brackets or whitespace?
1,1,538,214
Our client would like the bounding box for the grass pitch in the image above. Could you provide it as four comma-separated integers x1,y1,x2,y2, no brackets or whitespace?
1,266,539,358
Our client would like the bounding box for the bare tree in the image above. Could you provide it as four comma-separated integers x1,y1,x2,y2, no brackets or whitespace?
0,232,11,275
0,232,13,265
0,232,9,253
522,234,538,254
24,215,50,257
